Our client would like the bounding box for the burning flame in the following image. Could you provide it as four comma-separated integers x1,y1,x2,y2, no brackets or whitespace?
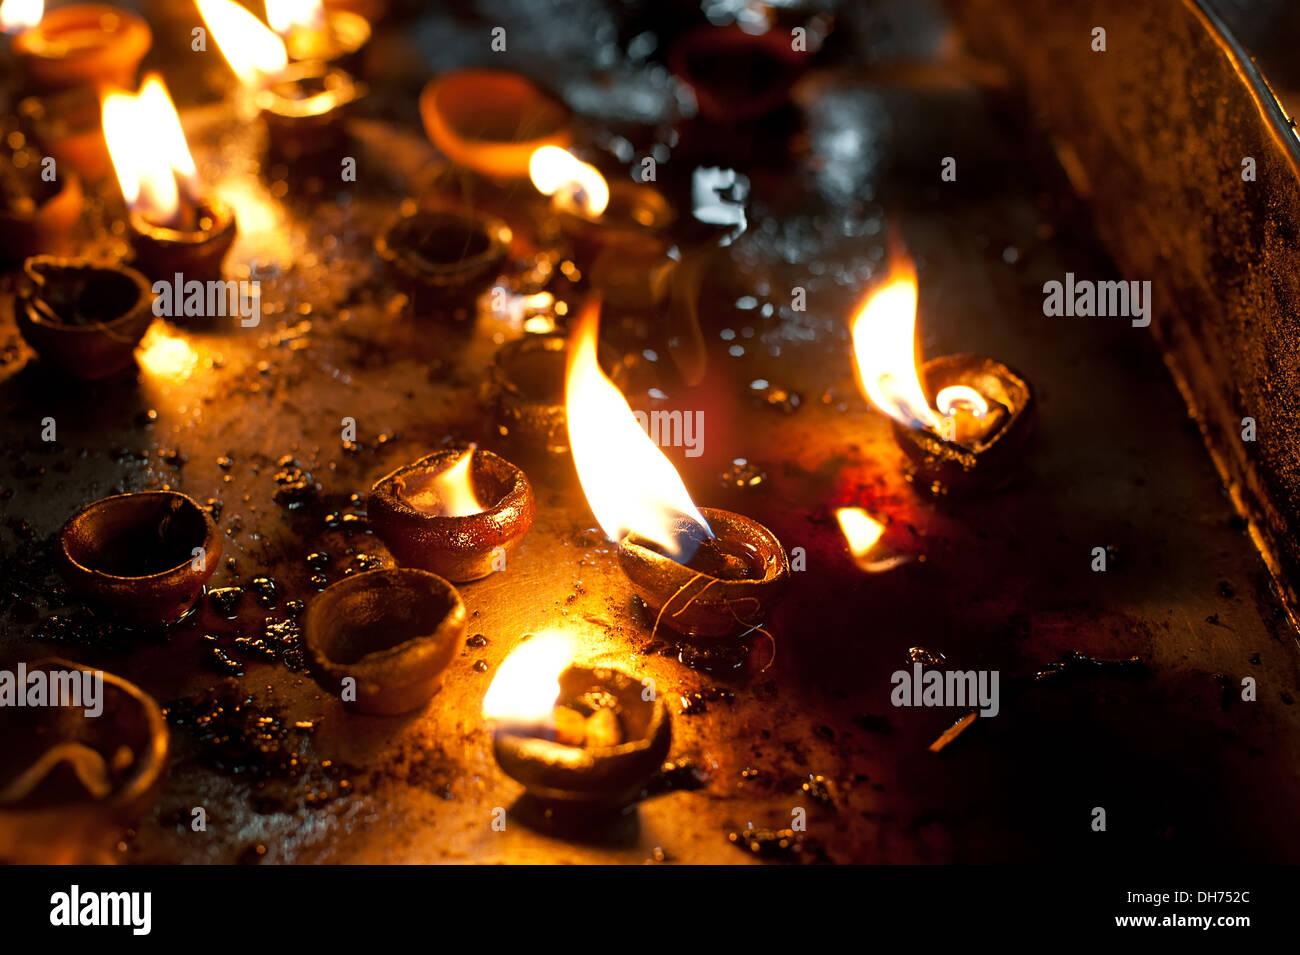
137,327,199,382
850,257,941,431
0,0,41,33
529,146,610,217
935,385,988,419
102,76,199,227
265,0,324,35
401,450,482,518
196,0,288,86
836,506,908,573
566,301,711,559
482,632,576,727
835,507,884,561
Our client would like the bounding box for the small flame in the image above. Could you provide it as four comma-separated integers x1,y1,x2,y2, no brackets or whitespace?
137,327,200,382
836,507,884,561
935,385,988,419
836,507,908,573
102,76,199,227
850,257,941,431
482,631,576,727
400,450,482,518
265,0,324,34
566,301,711,559
197,0,288,86
529,146,610,217
0,0,41,33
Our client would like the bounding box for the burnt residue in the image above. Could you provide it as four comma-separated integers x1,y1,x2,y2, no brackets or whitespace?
1033,651,1148,682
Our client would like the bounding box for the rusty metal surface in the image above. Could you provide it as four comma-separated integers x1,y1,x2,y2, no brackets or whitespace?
1,1,1299,864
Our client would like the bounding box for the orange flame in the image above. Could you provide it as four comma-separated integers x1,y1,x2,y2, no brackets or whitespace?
137,327,200,382
102,75,199,227
529,146,610,217
0,0,41,33
835,507,884,560
850,257,941,431
400,450,483,518
565,300,710,558
265,0,324,34
482,631,576,727
196,0,288,86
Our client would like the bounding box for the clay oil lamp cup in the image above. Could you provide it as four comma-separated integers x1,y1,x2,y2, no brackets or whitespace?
265,0,370,68
3,0,151,93
197,0,366,162
375,205,512,317
850,257,1034,496
566,302,789,638
369,448,535,583
420,68,572,181
11,87,112,180
669,23,807,124
0,128,82,261
0,658,168,864
489,331,631,455
59,490,221,626
101,75,237,284
304,568,466,716
483,632,671,808
528,145,674,275
13,254,154,378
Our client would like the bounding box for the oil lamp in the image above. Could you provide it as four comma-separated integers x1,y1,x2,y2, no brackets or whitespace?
102,75,237,283
851,256,1034,495
368,448,536,583
265,0,369,66
420,69,572,180
484,632,671,808
59,491,222,626
303,569,466,716
489,332,631,455
3,0,151,93
197,0,366,162
375,207,511,316
668,23,806,123
566,301,789,638
12,87,112,180
528,146,674,272
0,126,82,261
0,658,168,864
13,254,154,378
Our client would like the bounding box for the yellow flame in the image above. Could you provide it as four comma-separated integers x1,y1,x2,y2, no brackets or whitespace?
835,507,884,561
482,631,576,726
102,76,199,227
197,0,288,86
0,0,41,33
566,301,710,557
400,450,482,518
529,146,610,217
935,385,988,418
265,0,324,34
850,257,940,431
137,327,199,382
